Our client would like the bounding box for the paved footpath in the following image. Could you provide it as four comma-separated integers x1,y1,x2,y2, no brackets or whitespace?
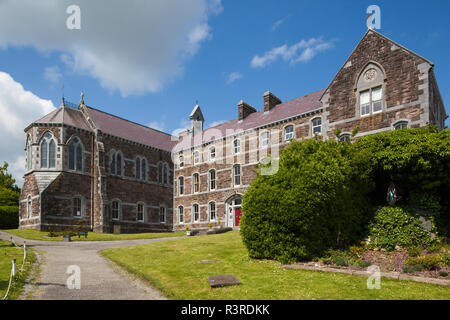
0,231,185,300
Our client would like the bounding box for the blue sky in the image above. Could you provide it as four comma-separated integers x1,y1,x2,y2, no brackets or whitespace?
0,0,449,184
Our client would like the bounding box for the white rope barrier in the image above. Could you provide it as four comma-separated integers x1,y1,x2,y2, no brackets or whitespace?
2,238,29,300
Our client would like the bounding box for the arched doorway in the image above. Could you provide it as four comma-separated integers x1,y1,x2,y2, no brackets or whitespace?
225,194,243,228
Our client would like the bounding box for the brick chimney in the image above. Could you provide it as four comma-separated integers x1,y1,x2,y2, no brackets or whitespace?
263,91,282,112
238,100,256,121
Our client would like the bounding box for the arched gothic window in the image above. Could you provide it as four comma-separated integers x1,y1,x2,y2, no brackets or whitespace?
40,132,56,169
69,137,83,172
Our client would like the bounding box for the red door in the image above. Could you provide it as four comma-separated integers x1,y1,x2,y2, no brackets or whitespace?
234,208,242,226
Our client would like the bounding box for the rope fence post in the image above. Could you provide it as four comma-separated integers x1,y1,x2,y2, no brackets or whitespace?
12,259,16,277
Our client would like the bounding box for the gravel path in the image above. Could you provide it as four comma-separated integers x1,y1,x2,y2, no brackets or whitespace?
0,231,185,300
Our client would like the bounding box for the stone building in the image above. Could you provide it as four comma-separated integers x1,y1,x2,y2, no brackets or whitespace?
19,30,447,233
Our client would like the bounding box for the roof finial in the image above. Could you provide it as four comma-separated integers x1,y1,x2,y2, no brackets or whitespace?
80,91,85,105
195,99,199,106
62,83,65,106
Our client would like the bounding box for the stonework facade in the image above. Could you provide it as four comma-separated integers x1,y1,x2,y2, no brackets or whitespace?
19,30,447,233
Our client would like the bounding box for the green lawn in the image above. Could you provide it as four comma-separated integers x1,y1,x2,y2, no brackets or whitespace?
101,231,450,300
0,240,36,300
1,229,185,242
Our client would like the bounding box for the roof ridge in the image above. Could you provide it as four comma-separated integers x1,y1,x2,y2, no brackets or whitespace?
85,105,174,137
205,89,325,131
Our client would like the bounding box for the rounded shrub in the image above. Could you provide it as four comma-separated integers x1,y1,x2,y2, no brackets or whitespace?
0,205,19,229
368,206,435,251
240,139,373,263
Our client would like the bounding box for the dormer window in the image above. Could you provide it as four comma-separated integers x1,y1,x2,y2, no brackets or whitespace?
179,155,184,168
233,139,240,154
210,147,216,161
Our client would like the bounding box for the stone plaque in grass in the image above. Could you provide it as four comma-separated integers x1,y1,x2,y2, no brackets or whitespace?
199,259,218,264
208,275,241,288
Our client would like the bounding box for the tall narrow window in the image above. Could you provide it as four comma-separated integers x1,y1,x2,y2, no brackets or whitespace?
136,157,141,180
159,207,166,223
69,137,83,172
49,140,56,168
209,170,216,190
164,163,169,185
233,139,240,154
73,197,82,217
26,137,32,171
193,173,199,193
312,118,322,135
233,165,241,186
260,132,269,148
285,125,294,141
178,177,184,195
179,155,184,168
158,163,163,183
360,90,370,116
116,153,122,176
179,206,184,224
137,203,144,222
27,196,32,218
210,147,216,161
209,202,216,221
112,201,120,220
193,151,200,164
40,133,56,169
372,86,382,113
193,204,199,222
111,152,116,175
141,158,146,181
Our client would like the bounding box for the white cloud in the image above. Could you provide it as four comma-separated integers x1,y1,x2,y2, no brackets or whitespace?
207,120,227,128
227,72,243,84
0,71,56,186
44,66,62,84
148,120,166,132
251,37,334,68
271,15,289,31
0,0,222,96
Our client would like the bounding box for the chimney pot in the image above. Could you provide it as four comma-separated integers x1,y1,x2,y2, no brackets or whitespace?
264,91,282,112
238,100,257,121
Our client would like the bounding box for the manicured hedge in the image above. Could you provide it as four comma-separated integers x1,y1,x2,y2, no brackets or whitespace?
0,206,19,229
240,139,373,263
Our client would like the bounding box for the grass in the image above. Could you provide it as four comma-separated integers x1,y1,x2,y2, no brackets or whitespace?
0,240,37,300
101,231,450,300
1,229,185,242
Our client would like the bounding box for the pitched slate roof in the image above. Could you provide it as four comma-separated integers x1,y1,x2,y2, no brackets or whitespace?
84,106,177,152
33,105,93,131
174,89,325,152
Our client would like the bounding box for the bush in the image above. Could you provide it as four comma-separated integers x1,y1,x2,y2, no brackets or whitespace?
407,255,441,270
440,252,450,267
355,126,450,235
240,139,373,263
0,206,19,229
349,246,365,258
407,246,422,257
439,272,449,277
403,265,424,273
368,206,435,251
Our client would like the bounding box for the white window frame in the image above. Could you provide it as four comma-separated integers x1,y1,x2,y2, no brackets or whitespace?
209,170,216,191
233,139,240,154
312,118,322,136
192,173,200,194
111,200,121,221
178,176,184,196
193,204,200,223
360,86,383,117
209,146,216,161
159,207,166,224
137,202,145,222
209,202,216,222
73,196,83,218
193,151,200,164
233,164,241,186
178,206,184,224
393,120,409,130
284,125,294,141
179,155,184,168
40,132,56,169
260,132,269,148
